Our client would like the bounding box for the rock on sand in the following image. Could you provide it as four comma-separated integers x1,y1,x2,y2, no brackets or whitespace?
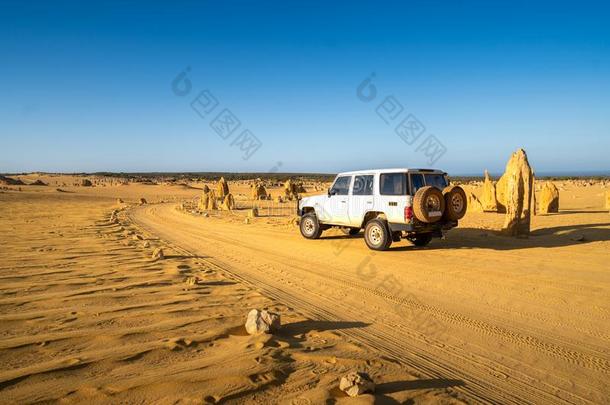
339,372,375,397
221,193,235,211
206,190,217,210
539,182,559,214
481,170,498,212
251,183,267,200
501,149,534,237
467,191,484,213
244,309,280,335
216,177,229,199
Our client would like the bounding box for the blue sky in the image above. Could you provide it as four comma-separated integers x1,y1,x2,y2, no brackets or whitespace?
1,1,609,175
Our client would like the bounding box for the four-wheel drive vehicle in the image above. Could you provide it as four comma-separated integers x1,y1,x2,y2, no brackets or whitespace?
297,168,467,250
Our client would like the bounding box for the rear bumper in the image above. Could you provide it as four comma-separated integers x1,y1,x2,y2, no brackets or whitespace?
388,220,457,233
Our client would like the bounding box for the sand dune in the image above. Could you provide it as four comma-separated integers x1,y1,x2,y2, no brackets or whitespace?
0,175,609,403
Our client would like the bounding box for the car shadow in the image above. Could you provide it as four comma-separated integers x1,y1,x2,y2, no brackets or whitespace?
388,222,610,251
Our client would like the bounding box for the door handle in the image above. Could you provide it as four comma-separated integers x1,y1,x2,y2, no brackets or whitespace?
366,201,373,204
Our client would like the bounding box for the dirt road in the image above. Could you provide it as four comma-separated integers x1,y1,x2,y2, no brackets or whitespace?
130,203,610,404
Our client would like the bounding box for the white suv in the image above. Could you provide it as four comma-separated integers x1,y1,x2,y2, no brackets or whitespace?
297,168,467,250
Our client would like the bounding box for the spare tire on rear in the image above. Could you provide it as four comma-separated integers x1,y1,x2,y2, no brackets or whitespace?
442,185,467,220
412,186,445,223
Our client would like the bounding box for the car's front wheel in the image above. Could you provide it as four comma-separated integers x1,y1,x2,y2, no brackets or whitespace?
300,213,322,239
364,219,391,250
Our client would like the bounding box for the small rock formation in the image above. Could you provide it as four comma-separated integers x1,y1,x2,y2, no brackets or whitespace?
206,190,217,210
116,198,124,204
247,208,258,218
284,179,305,201
251,183,267,200
244,309,281,335
284,179,297,200
495,174,507,213
81,179,93,187
538,182,559,214
467,191,484,212
216,177,229,199
339,372,375,397
199,185,219,211
142,241,150,248
152,247,164,260
221,193,235,211
139,198,147,205
501,149,535,237
199,193,209,211
481,170,498,212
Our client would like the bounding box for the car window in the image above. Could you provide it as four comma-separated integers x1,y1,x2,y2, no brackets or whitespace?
380,173,408,195
353,175,374,195
424,174,448,190
410,173,425,194
330,176,352,195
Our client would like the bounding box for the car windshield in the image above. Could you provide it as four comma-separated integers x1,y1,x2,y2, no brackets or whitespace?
330,176,351,195
424,173,448,190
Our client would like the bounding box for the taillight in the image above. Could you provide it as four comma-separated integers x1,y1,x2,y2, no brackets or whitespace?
404,206,413,222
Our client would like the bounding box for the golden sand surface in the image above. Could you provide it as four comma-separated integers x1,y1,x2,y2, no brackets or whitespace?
1,174,609,404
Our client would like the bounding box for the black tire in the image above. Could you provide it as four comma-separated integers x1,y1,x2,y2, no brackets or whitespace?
341,227,360,236
300,213,322,239
413,186,445,223
364,219,392,251
408,233,433,247
442,186,467,221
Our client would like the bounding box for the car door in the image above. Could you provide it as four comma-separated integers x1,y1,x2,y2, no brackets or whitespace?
348,174,374,227
321,175,352,225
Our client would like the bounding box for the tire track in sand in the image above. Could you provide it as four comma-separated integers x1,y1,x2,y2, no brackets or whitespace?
129,204,608,405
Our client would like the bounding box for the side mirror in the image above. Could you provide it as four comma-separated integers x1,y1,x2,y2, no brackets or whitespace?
327,188,333,197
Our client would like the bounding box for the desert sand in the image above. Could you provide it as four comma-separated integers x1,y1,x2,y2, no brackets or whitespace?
1,173,609,404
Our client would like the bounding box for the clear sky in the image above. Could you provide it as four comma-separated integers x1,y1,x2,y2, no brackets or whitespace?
1,1,609,175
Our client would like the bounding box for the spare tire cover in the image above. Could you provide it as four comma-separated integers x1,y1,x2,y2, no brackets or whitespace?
413,186,445,223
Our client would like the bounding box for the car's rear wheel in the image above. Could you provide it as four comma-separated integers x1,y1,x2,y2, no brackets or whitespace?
341,227,360,236
408,233,433,247
413,186,445,223
364,219,391,250
300,213,322,239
